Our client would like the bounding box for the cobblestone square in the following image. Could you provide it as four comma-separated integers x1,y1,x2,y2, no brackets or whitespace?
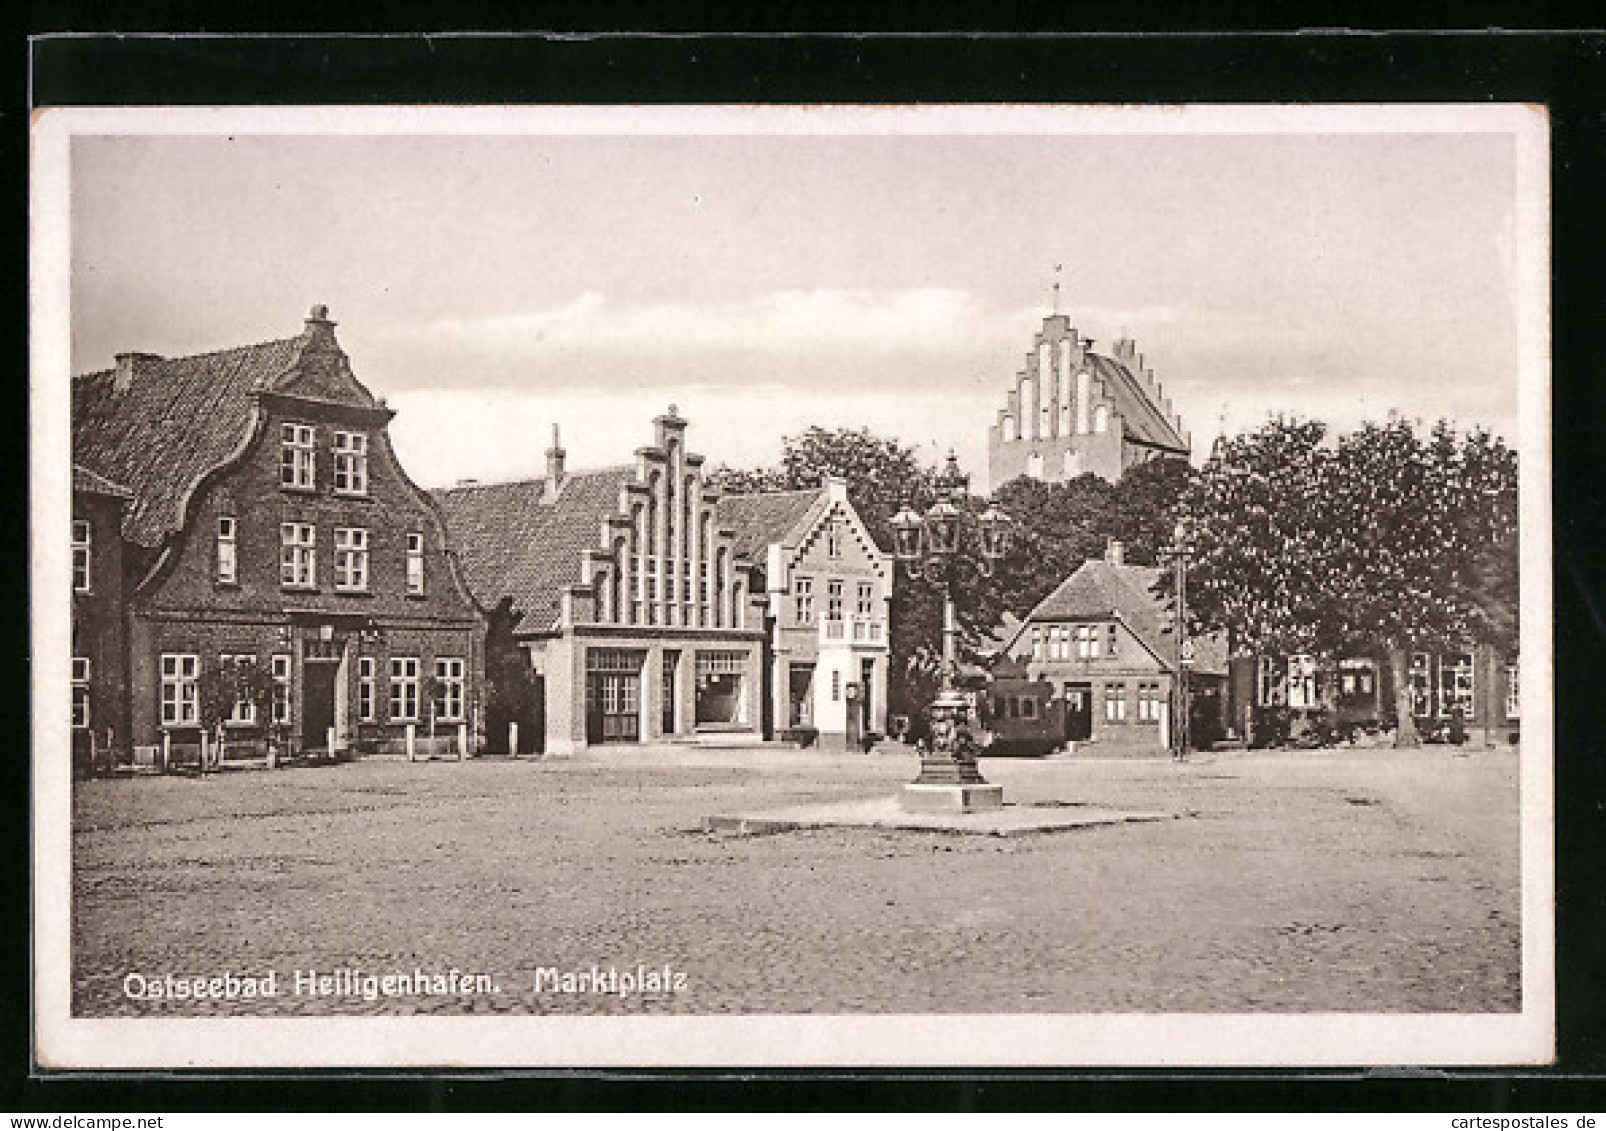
71,745,1522,1016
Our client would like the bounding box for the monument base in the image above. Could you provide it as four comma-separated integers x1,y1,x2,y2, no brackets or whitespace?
900,782,1005,812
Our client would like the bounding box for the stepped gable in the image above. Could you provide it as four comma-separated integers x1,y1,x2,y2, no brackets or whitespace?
70,308,382,548
432,466,637,633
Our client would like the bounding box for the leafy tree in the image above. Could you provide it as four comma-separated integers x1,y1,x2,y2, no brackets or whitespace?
1325,418,1518,745
484,596,542,754
195,656,275,773
1178,417,1341,663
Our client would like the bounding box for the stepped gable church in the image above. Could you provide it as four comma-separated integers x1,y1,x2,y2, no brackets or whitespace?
987,312,1190,488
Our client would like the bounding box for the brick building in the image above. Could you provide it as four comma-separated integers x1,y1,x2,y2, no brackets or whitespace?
71,306,482,766
718,477,893,748
1000,541,1228,753
71,465,134,773
988,313,1189,488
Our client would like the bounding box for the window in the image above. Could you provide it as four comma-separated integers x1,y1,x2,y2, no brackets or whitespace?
1093,405,1110,433
826,579,844,621
1103,682,1127,722
434,658,465,722
1438,652,1475,718
389,657,420,721
216,516,238,584
406,533,425,595
1002,416,1017,443
794,576,814,623
357,656,375,722
857,581,876,617
1408,652,1433,718
1258,655,1287,707
698,561,709,626
71,520,91,593
832,670,841,701
280,423,316,489
827,522,842,558
221,654,258,724
271,655,291,725
71,657,90,728
1076,625,1101,660
1107,623,1118,657
160,653,199,726
1137,682,1162,722
332,431,369,495
1031,627,1044,661
1287,654,1318,710
1505,663,1520,720
645,558,659,625
1021,695,1037,719
334,527,369,592
280,523,316,589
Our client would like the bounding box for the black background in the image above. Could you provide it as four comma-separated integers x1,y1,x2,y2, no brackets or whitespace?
9,15,1606,1113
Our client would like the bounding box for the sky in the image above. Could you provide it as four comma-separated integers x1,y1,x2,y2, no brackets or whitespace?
67,114,1528,493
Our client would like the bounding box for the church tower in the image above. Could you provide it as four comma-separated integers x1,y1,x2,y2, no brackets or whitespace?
987,313,1190,488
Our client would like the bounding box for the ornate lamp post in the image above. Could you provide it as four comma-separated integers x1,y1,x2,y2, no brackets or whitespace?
890,452,1013,811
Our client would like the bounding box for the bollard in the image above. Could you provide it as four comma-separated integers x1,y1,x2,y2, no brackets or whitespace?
458,723,468,761
161,730,170,775
405,723,416,762
509,721,519,759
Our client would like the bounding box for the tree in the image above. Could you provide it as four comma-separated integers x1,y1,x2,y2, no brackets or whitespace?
484,596,543,755
1325,418,1518,746
195,657,275,774
1178,417,1341,662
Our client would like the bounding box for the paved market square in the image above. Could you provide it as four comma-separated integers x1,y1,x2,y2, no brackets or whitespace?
71,744,1522,1016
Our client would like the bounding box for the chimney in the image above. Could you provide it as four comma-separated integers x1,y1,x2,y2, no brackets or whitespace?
113,352,162,395
303,304,336,339
1106,539,1125,566
543,424,567,501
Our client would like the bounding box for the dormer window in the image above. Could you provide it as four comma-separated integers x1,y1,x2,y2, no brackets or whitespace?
281,423,316,490
333,431,369,495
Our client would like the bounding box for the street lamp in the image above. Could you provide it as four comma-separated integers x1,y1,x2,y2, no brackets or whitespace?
1167,517,1194,762
892,451,1013,811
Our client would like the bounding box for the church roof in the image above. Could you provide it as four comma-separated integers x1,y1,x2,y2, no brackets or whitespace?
432,466,637,634
1088,354,1189,454
71,309,382,548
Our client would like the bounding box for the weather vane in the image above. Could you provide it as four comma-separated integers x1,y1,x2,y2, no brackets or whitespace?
1052,262,1064,315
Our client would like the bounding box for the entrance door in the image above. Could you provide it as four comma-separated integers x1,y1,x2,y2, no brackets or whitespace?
302,661,338,751
788,664,814,726
1063,682,1092,742
586,671,641,743
860,658,875,733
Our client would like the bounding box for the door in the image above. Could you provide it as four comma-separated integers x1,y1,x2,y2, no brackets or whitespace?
586,671,641,743
302,661,338,751
1063,682,1092,742
860,659,876,734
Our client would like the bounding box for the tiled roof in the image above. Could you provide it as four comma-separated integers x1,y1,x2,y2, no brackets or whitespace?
431,467,636,633
1088,354,1189,454
72,464,132,499
71,315,380,548
1025,558,1227,675
714,488,823,561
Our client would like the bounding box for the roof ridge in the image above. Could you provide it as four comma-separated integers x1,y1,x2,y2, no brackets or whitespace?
431,463,635,494
72,334,303,382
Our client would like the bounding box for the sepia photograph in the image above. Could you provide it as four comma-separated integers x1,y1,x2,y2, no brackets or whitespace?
30,103,1552,1069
